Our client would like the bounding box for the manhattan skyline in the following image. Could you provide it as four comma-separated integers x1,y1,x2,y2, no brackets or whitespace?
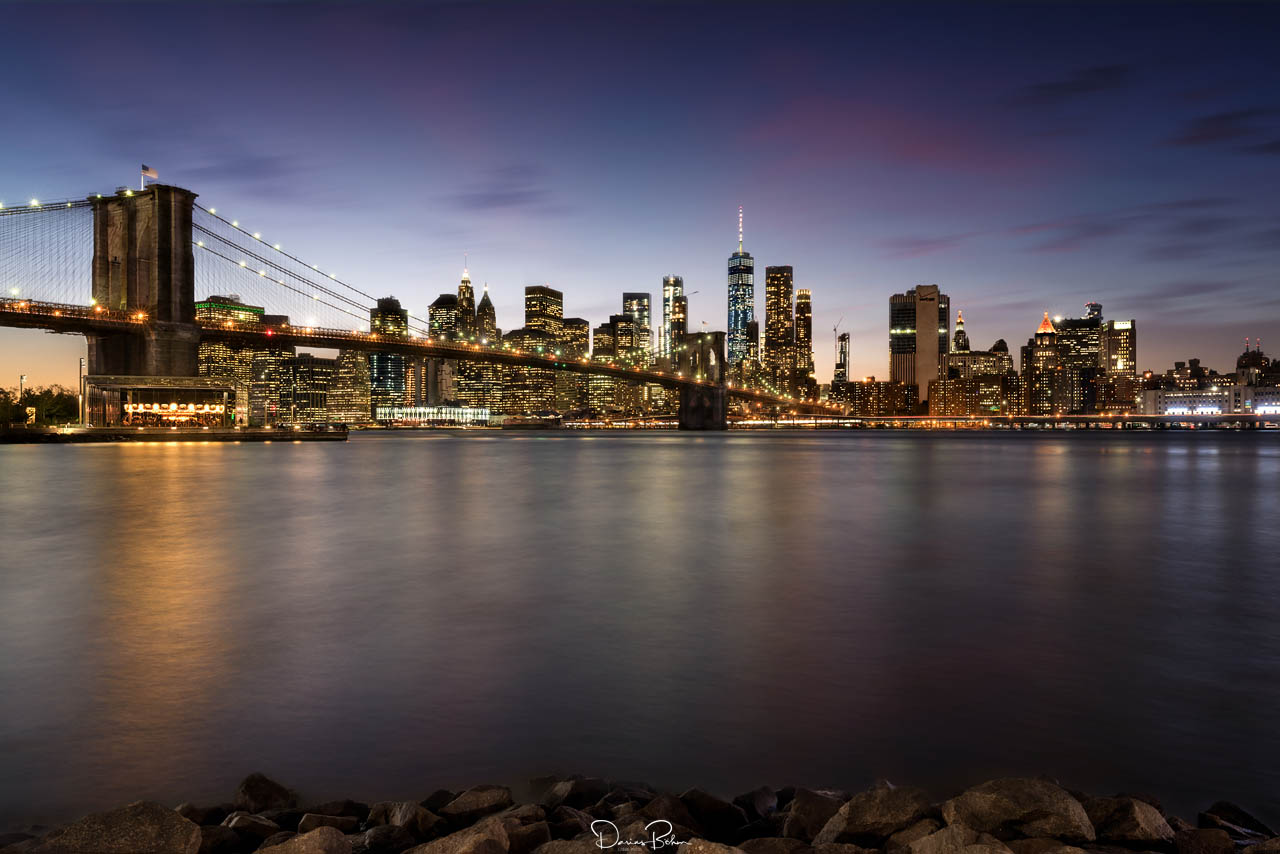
3,1,1280,387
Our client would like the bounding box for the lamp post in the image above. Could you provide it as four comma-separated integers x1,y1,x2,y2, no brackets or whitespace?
78,357,86,426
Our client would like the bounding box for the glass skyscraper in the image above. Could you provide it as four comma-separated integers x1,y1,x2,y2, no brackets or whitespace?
763,265,795,389
660,275,684,361
369,296,409,418
622,292,652,363
727,206,754,366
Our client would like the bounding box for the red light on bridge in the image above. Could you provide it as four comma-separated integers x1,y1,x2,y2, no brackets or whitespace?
265,329,274,336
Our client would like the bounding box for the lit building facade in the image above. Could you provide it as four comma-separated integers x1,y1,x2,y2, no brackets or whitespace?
369,296,409,418
660,275,684,361
727,206,755,366
795,288,814,390
621,293,652,363
1102,318,1137,377
763,265,795,391
327,349,372,424
889,284,950,404
457,269,476,338
281,353,336,424
195,294,266,423
525,285,563,339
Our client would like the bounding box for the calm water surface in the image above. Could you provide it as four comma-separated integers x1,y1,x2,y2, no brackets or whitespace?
1,431,1279,826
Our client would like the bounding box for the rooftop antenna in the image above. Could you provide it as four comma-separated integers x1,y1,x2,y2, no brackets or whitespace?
738,205,744,252
464,252,468,277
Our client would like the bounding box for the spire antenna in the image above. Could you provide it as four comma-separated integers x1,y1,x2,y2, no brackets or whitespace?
738,205,744,252
464,252,469,277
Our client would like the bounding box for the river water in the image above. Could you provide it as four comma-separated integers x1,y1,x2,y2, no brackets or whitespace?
1,431,1278,827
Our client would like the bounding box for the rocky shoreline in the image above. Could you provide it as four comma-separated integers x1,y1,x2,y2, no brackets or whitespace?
2,774,1278,854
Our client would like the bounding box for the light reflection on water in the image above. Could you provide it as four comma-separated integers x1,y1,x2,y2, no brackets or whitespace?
1,432,1279,826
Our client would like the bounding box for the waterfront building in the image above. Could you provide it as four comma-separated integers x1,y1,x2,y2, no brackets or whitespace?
929,375,1021,417
250,343,292,426
1102,318,1138,377
764,265,795,392
458,283,504,411
849,377,918,417
889,284,950,405
795,288,814,388
660,275,684,361
374,405,490,426
281,353,336,424
556,317,592,411
195,294,266,423
501,327,556,414
525,285,563,339
621,293,652,363
671,294,688,343
327,349,372,424
1022,312,1066,416
1054,304,1103,413
727,206,755,366
835,331,850,384
369,296,409,418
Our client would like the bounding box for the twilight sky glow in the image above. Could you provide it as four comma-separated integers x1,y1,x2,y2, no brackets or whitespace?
2,1,1279,387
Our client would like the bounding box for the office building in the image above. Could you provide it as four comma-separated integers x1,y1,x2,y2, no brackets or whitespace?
889,284,950,404
727,206,755,365
457,268,476,338
621,293,652,363
795,288,814,389
369,296,409,418
195,295,266,423
834,331,850,384
660,275,684,361
327,349,372,424
525,285,563,339
1102,319,1137,377
763,265,795,390
953,310,970,353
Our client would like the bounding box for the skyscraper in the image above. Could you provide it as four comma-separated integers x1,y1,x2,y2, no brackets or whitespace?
195,294,266,423
660,275,684,362
457,267,476,338
889,284,950,403
953,310,970,353
763,266,795,390
476,284,498,342
1101,318,1137,377
835,332,850,384
621,292,652,363
1055,303,1104,413
369,296,408,418
795,288,814,384
327,349,371,424
1023,312,1063,415
525,285,563,338
727,206,755,366
671,294,688,342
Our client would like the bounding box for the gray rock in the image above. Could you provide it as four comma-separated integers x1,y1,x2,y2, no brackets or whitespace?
225,813,281,840
440,788,514,826
735,790,780,823
29,801,200,854
909,824,1012,854
1195,814,1265,844
197,825,245,854
305,802,369,823
1167,819,1195,835
681,789,749,842
368,803,443,840
1201,804,1272,839
1172,829,1232,854
508,822,551,854
941,779,1095,843
548,806,594,840
739,838,811,854
530,842,597,854
234,775,298,814
298,815,358,834
363,824,419,854
423,793,460,814
1249,840,1280,854
814,844,879,854
815,783,932,844
888,820,943,852
258,827,350,853
1085,798,1172,845
684,842,746,854
782,790,845,843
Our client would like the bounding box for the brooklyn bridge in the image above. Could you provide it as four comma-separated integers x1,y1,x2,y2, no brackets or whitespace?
0,184,837,429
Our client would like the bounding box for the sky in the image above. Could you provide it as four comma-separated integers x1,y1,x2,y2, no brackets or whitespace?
2,0,1279,388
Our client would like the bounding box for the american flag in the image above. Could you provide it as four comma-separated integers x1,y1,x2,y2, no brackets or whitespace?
141,164,158,180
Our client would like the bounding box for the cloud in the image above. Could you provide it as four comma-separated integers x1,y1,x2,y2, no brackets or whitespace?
876,234,975,258
446,165,559,213
1013,65,1136,106
1168,107,1280,147
1012,216,1131,253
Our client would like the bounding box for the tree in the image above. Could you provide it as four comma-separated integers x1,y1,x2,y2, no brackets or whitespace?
1,385,78,426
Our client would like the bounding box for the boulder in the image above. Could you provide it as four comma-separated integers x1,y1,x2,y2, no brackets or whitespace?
0,833,36,850
424,792,460,814
782,790,845,842
1172,829,1232,854
363,824,420,854
684,842,746,854
547,807,594,840
941,779,1094,843
1167,820,1194,835
234,775,298,814
1195,814,1265,844
815,783,932,844
224,814,280,840
740,838,811,854
888,820,943,852
735,789,780,823
909,824,1012,854
405,815,510,854
1200,804,1273,838
541,779,610,811
297,814,358,834
368,803,444,840
197,825,246,854
1006,839,1087,854
530,843,597,854
508,822,551,854
260,811,307,833
305,801,369,823
681,789,749,842
260,832,297,849
440,788,514,826
1085,798,1172,845
814,844,879,854
28,801,200,854
1249,840,1280,854
180,803,232,827
258,827,350,853
640,794,702,835
737,818,787,844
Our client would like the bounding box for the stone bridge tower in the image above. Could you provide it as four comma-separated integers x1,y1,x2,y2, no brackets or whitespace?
676,330,727,430
87,185,200,376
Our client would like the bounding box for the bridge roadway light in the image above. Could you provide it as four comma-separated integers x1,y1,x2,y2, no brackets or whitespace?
29,199,39,207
